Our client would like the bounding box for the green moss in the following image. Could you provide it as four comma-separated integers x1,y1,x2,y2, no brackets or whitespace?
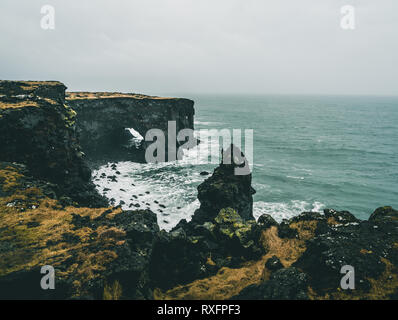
62,104,77,127
215,208,242,225
215,208,255,243
215,208,242,239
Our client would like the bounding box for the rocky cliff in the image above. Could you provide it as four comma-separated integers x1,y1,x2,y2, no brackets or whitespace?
0,80,197,300
66,92,194,162
0,81,105,207
0,80,397,300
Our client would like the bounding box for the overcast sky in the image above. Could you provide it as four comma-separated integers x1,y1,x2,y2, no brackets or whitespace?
1,0,397,95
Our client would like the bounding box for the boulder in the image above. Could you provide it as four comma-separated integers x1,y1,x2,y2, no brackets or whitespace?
265,256,284,272
232,267,308,300
369,206,398,223
293,208,398,296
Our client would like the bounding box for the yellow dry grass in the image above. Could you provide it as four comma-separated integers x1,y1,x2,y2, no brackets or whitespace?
0,163,125,297
66,92,175,101
0,100,40,110
103,280,123,300
18,81,63,91
155,220,318,300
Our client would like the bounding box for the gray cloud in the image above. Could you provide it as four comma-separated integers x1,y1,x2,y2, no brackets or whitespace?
1,0,397,95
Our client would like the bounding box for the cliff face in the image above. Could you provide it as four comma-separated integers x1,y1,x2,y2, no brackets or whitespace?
0,80,66,100
0,81,105,207
66,92,194,161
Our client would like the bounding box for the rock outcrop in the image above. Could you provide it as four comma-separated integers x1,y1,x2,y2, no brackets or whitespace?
232,267,309,300
66,92,195,162
151,146,263,292
191,145,256,224
0,81,105,207
293,208,398,298
157,206,398,300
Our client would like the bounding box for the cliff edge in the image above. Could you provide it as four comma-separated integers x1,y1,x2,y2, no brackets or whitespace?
0,81,105,207
66,91,194,162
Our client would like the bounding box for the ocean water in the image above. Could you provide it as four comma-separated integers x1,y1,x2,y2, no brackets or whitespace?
93,94,398,231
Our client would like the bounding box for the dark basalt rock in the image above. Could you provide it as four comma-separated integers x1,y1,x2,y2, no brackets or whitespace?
191,144,256,224
369,206,398,223
293,207,398,295
324,208,360,223
257,214,278,229
150,207,265,291
277,222,299,239
0,81,106,207
150,148,264,291
149,228,210,290
102,209,160,299
0,80,66,99
66,92,195,163
232,268,308,300
265,256,284,272
158,204,398,300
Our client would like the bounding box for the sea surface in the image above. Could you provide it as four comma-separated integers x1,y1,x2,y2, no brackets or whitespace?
93,94,398,231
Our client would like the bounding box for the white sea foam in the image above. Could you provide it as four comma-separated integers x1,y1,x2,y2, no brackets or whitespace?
93,163,203,231
286,175,305,180
253,200,325,223
92,135,213,231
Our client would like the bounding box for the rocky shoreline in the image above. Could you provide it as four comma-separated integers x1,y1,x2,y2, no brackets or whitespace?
0,81,397,300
